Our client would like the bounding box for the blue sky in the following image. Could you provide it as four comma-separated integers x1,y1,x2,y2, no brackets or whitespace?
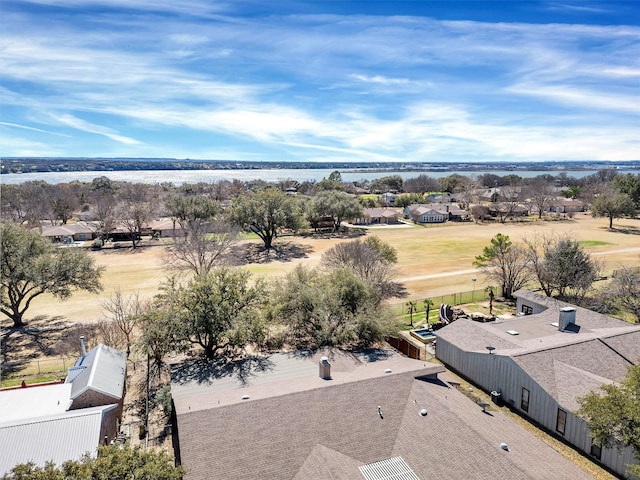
1,1,639,162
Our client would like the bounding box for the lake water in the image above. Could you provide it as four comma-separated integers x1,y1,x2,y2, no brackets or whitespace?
0,168,635,185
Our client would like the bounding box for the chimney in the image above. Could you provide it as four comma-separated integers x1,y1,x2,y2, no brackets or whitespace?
558,307,576,331
79,336,87,357
319,356,331,380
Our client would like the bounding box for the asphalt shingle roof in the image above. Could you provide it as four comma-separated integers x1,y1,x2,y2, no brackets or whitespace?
172,349,594,480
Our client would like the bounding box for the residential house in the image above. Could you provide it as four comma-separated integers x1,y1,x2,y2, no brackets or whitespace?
434,290,640,478
149,218,185,238
171,348,595,480
65,342,127,417
0,341,127,475
40,222,97,243
352,208,399,225
403,203,468,223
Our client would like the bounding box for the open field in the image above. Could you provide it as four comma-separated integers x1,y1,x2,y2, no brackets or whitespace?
8,212,640,326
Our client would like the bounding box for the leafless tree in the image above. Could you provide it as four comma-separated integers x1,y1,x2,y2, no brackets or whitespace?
164,220,240,276
114,183,158,248
100,289,144,357
525,177,556,219
606,266,640,323
454,175,480,210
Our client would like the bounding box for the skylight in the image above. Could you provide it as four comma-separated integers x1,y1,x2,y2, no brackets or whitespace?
359,456,420,480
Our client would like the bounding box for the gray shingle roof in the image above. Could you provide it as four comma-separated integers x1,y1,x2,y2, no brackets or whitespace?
172,349,594,480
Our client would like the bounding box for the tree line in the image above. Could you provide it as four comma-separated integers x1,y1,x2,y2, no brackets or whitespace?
2,169,638,240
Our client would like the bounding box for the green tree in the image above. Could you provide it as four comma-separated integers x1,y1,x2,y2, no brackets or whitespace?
328,170,343,183
171,268,268,359
485,286,495,315
272,265,390,348
311,190,363,232
525,235,600,301
2,445,185,480
371,175,403,193
1,223,104,328
322,236,398,302
406,301,417,327
423,299,434,324
473,233,531,299
592,190,636,229
577,365,640,478
227,189,306,249
614,173,640,208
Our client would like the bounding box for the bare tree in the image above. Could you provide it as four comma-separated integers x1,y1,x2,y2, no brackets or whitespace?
494,183,524,223
474,233,532,299
525,176,556,219
165,220,239,275
100,289,143,357
606,266,640,322
115,183,158,248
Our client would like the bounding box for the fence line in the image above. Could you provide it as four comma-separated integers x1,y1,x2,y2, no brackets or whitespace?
396,287,496,316
1,356,70,386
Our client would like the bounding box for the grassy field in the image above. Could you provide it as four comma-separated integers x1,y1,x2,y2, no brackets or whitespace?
7,212,640,326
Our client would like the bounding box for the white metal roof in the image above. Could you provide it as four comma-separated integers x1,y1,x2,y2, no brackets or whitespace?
68,344,126,401
0,404,116,476
0,383,72,424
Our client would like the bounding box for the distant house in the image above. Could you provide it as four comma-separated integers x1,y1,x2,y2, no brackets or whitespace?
403,203,468,223
0,341,127,475
149,218,185,238
40,222,97,243
486,202,529,218
352,208,399,225
550,197,585,214
171,349,594,480
379,192,397,205
435,290,640,478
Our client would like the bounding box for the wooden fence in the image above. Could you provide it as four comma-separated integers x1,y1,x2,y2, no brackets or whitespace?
386,336,428,361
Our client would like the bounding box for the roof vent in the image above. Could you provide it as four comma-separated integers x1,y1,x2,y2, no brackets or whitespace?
419,408,427,417
319,356,331,380
79,336,87,357
558,307,576,331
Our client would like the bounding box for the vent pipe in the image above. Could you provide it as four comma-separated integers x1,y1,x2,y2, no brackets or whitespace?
319,356,331,380
558,307,576,331
80,336,87,357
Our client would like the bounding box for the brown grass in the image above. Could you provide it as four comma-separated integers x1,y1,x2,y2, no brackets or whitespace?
13,212,640,325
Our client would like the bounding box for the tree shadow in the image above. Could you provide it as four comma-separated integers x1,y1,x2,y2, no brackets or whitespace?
171,355,275,387
609,225,640,235
386,281,408,299
230,241,313,265
1,317,98,377
299,229,366,240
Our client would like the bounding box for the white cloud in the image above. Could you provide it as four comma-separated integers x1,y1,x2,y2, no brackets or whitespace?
51,114,143,145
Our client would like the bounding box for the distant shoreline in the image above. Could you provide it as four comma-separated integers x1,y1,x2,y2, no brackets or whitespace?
1,157,639,175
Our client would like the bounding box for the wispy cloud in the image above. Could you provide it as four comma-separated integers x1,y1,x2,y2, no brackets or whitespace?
1,2,638,161
0,122,71,137
51,114,143,145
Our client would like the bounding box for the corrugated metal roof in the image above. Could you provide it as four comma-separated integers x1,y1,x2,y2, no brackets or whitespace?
68,344,126,401
0,383,72,424
0,404,116,475
359,457,420,480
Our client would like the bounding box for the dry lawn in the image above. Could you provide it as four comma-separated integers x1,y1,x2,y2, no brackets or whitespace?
14,212,640,325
